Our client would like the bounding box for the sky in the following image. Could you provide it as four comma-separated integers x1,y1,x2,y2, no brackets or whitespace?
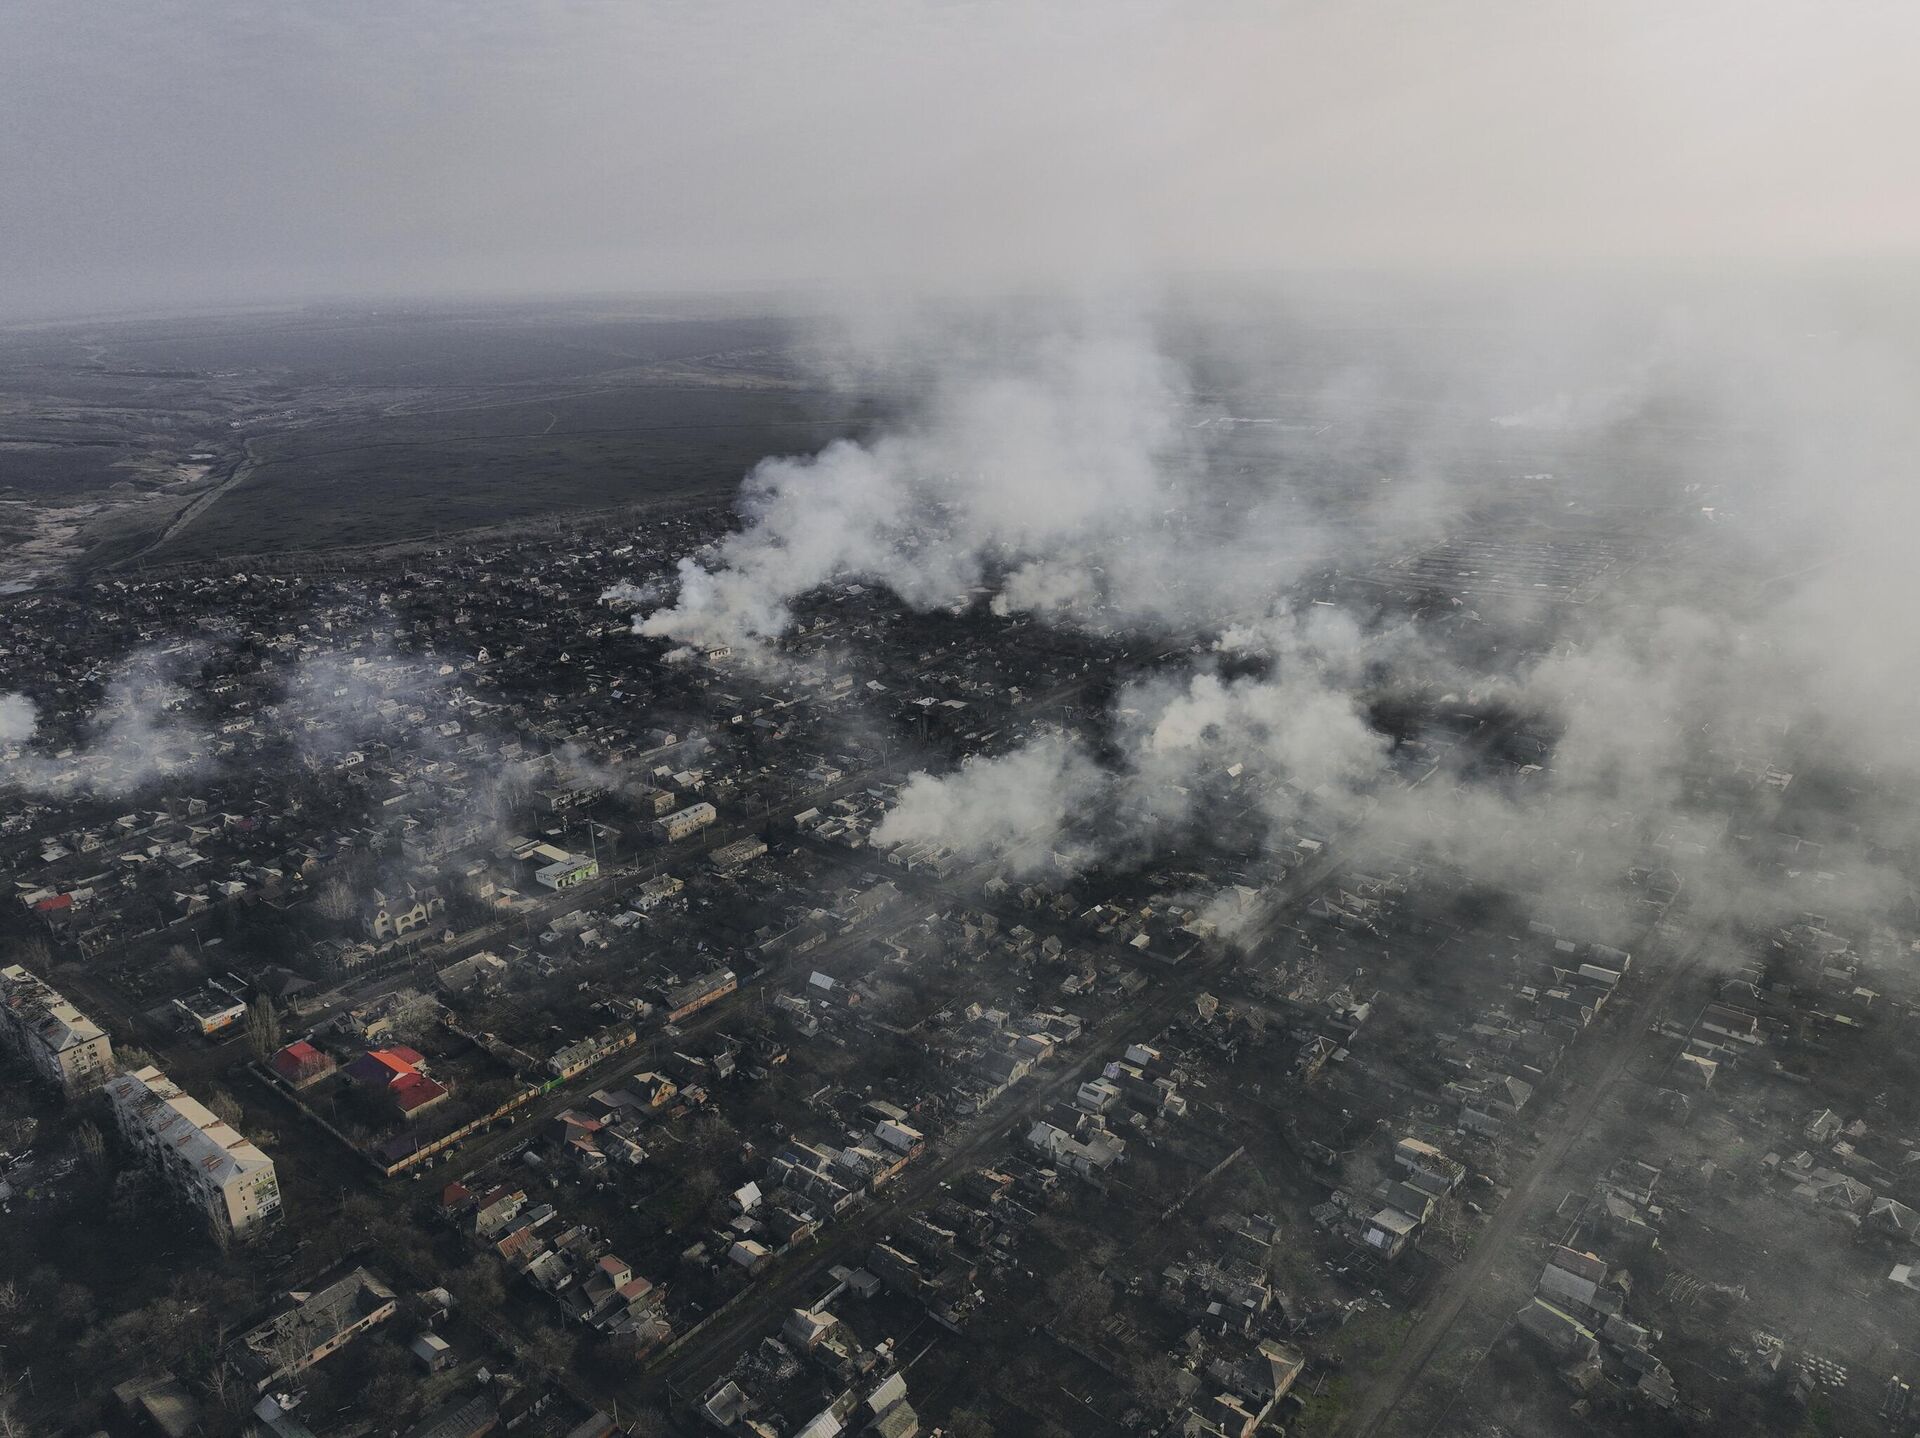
5,0,1920,317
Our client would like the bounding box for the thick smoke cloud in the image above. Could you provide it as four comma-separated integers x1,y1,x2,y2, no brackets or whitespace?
612,267,1920,963
839,296,1920,944
638,309,1224,651
874,734,1103,876
0,694,36,746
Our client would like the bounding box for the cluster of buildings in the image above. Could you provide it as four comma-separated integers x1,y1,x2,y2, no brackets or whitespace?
700,1301,924,1438
0,962,286,1246
1514,1244,1679,1410
460,1181,671,1351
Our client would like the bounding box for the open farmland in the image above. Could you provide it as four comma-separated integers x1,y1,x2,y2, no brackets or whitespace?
0,303,884,581
140,381,876,566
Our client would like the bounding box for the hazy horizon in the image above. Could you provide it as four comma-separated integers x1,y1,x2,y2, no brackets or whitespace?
7,1,1920,320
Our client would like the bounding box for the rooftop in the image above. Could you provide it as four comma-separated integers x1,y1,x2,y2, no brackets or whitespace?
0,963,106,1052
106,1064,273,1189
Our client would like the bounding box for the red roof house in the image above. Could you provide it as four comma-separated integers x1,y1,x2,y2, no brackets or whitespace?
269,1039,338,1089
346,1046,449,1118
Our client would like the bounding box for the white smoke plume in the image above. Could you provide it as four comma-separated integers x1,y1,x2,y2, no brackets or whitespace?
621,277,1920,958
0,693,35,745
600,578,669,609
872,732,1103,876
633,306,1252,652
0,649,206,798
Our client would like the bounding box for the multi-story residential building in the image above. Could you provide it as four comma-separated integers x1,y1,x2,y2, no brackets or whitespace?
665,967,738,1023
105,1064,282,1240
655,801,717,843
0,964,114,1095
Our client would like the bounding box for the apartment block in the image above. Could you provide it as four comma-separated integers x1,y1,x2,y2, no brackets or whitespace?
0,963,114,1094
105,1064,281,1240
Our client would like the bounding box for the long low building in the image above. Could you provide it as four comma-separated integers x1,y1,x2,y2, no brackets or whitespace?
232,1266,397,1391
665,967,738,1023
656,801,718,843
0,963,113,1094
710,836,769,871
105,1064,282,1240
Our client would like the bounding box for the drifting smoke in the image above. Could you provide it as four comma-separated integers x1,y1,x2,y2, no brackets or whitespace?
0,650,205,798
0,693,35,745
0,644,477,802
634,305,1326,651
1196,886,1268,950
872,733,1103,877
861,304,1920,943
275,651,455,759
600,579,669,609
613,263,1920,959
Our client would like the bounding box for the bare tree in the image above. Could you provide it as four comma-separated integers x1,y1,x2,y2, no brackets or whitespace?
0,1394,31,1438
244,995,281,1063
208,1090,245,1129
164,943,204,981
1046,1267,1112,1330
948,1410,996,1438
316,879,358,924
72,1119,107,1175
624,1407,672,1438
6,936,51,971
1135,1352,1188,1413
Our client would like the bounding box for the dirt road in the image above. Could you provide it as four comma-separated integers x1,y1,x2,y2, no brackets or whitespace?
1342,929,1707,1438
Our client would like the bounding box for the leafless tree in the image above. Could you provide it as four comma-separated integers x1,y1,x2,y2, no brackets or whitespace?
6,936,51,970
1046,1267,1112,1329
244,995,281,1063
72,1119,107,1174
164,943,203,981
624,1405,671,1438
117,1043,159,1071
947,1410,995,1438
208,1090,245,1129
316,879,358,923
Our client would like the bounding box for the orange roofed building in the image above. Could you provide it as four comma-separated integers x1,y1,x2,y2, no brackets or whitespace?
345,1045,449,1119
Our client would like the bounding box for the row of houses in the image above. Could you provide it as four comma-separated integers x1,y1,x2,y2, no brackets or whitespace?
1514,1243,1678,1410
701,1302,923,1438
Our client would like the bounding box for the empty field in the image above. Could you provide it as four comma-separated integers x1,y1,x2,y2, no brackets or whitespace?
142,382,876,564
0,304,890,576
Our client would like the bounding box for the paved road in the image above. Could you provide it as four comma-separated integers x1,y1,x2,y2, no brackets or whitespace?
641,939,1241,1406
1341,923,1710,1438
105,440,261,571
612,706,1527,1409
633,809,1396,1408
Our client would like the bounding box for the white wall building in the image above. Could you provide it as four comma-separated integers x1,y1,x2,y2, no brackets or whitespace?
0,964,114,1094
105,1064,281,1240
656,801,717,843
